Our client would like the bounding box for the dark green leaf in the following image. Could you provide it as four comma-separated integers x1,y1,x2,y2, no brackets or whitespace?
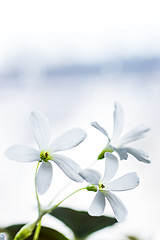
4,224,69,240
50,207,117,239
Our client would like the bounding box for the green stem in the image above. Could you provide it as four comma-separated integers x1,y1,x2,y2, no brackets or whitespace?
33,219,42,240
41,187,86,218
49,180,72,205
33,162,42,240
31,188,87,240
13,187,86,240
35,162,41,214
49,187,86,212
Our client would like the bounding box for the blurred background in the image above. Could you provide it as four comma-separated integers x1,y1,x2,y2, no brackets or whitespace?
0,0,160,239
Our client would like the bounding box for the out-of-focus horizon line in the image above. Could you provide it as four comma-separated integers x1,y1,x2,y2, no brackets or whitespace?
0,56,160,84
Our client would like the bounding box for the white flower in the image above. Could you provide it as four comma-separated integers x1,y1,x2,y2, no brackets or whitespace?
79,152,139,222
91,102,150,163
5,111,87,194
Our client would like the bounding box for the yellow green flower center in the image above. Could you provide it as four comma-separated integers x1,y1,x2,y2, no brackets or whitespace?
40,151,51,162
99,183,105,190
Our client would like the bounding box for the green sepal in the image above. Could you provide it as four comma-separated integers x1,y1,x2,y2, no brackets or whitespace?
98,149,107,159
86,185,97,192
98,145,113,160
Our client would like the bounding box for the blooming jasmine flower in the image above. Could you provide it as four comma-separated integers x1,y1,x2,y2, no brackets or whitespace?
91,102,150,163
5,111,87,194
79,152,139,222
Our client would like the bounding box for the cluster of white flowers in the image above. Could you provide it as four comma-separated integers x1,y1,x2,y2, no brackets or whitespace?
5,102,150,222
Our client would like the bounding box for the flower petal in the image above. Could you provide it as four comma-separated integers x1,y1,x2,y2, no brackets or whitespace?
113,147,128,160
79,169,101,185
117,125,150,147
36,161,53,195
53,154,83,182
49,128,87,153
88,191,106,216
5,145,39,162
101,153,119,183
91,122,109,139
125,147,150,163
30,111,50,151
111,102,124,145
104,191,128,222
106,172,139,191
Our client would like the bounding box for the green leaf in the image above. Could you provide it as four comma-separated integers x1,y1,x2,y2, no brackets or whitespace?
3,224,69,240
49,207,117,239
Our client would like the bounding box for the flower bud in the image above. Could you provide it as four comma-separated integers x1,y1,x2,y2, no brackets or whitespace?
86,185,97,192
14,222,36,240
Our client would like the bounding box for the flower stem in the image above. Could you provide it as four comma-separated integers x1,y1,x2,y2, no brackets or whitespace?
35,162,41,214
49,180,72,205
33,219,41,240
33,162,42,240
46,187,87,213
14,187,86,240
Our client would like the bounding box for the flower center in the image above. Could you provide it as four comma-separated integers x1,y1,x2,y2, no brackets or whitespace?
99,183,105,190
40,151,51,162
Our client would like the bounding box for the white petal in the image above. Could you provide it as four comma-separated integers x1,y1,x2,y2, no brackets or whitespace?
113,147,128,160
102,153,118,183
36,161,53,195
49,128,87,152
53,154,83,182
79,169,101,185
30,111,50,151
125,147,150,163
91,122,109,139
106,172,139,191
104,191,128,222
111,102,124,145
117,125,150,147
5,145,39,162
88,191,105,216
